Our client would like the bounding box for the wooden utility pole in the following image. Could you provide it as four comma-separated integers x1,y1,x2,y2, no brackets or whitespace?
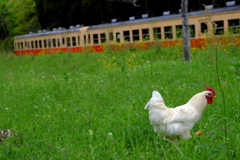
181,0,191,61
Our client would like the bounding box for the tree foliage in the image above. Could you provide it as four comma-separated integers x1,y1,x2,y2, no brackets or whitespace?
0,0,9,39
6,0,40,36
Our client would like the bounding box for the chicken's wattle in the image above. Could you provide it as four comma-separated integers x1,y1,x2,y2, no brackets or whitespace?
206,95,213,104
205,86,216,104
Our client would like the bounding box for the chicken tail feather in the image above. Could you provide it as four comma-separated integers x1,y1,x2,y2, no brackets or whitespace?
152,91,163,99
144,91,165,110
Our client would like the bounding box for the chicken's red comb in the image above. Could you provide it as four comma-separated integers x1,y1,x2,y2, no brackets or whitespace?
205,86,216,96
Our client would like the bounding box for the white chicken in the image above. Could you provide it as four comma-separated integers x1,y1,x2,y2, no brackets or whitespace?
144,86,216,139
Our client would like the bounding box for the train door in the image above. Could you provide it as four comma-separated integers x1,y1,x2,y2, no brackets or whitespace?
198,20,208,38
108,30,113,44
79,27,89,47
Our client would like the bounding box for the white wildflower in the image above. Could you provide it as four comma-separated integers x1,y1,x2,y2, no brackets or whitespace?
5,108,8,110
89,130,93,136
108,132,113,137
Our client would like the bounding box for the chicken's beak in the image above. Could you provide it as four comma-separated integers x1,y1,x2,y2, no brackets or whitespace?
214,96,216,98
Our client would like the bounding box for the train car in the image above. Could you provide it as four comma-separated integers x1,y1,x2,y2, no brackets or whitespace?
14,3,240,56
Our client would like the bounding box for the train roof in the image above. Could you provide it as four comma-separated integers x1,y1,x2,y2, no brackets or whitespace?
88,5,240,30
14,25,83,39
14,5,240,40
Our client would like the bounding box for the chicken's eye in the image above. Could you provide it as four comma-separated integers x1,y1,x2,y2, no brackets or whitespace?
205,94,210,99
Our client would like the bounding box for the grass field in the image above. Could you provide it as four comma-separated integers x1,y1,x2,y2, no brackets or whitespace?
0,46,239,159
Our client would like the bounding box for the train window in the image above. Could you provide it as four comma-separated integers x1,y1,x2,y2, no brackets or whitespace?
116,32,120,43
189,25,195,38
109,32,114,41
62,38,65,45
27,42,30,49
35,41,38,48
57,39,60,47
67,37,71,47
132,30,139,41
21,42,23,49
72,37,76,46
44,40,47,48
201,22,208,33
84,35,86,44
78,36,80,45
17,42,20,50
124,31,130,42
175,25,196,38
31,41,34,49
228,19,240,34
18,42,20,50
93,34,98,44
142,28,149,41
214,21,224,35
25,42,27,48
39,40,42,48
48,39,51,48
34,41,38,48
153,27,161,40
100,33,106,43
176,25,183,39
18,42,21,50
88,34,91,44
164,26,172,39
20,42,23,49
52,39,56,47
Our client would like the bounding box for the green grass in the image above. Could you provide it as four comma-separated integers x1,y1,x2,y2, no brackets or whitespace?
0,46,239,159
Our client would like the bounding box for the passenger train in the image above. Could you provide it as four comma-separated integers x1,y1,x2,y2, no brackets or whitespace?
14,3,240,56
